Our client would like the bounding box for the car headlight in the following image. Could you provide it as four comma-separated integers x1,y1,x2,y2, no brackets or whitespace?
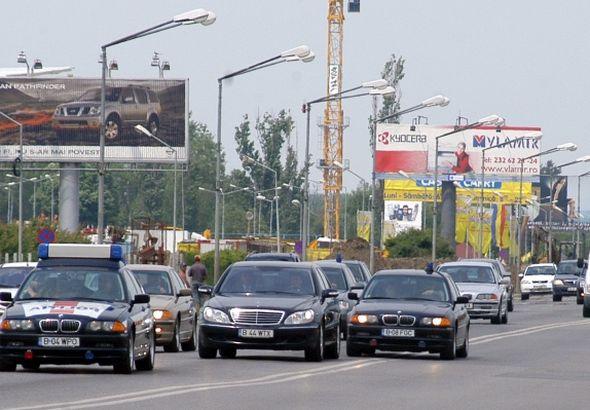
54,107,62,116
152,310,173,320
553,279,564,286
338,300,349,311
579,281,585,288
350,314,378,325
88,106,100,115
420,317,451,327
86,320,127,333
521,279,531,285
203,307,230,324
0,319,35,331
476,293,498,300
284,309,315,325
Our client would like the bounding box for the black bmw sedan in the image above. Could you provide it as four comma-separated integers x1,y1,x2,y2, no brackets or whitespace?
347,269,470,360
197,261,341,361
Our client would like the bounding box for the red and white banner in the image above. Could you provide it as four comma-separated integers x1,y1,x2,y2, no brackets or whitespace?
376,124,542,177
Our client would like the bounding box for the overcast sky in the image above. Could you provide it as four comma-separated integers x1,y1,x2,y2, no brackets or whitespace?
4,0,590,206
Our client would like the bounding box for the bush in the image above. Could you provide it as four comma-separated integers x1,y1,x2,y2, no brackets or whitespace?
199,249,246,285
384,229,454,259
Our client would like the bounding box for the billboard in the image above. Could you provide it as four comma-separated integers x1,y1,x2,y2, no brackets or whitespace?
376,124,542,178
536,175,570,223
0,78,188,163
383,200,422,238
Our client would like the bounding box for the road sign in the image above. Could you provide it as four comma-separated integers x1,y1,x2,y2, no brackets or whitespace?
37,228,56,244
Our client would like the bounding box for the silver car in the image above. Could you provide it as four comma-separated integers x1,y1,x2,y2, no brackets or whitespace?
438,261,509,324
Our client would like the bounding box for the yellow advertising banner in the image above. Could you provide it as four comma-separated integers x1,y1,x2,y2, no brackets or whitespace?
356,211,371,241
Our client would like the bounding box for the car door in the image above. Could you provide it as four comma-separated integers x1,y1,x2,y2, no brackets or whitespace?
169,268,194,339
123,270,152,353
315,268,340,335
447,275,469,342
119,87,138,126
134,88,149,123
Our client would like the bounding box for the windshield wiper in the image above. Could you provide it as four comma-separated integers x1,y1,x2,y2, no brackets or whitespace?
400,297,444,302
0,283,16,288
248,291,304,295
16,297,59,301
363,297,399,300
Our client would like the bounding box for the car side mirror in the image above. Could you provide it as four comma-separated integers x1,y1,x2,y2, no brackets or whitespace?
502,273,511,279
518,273,524,279
133,294,150,304
0,292,13,302
455,296,470,305
321,289,339,301
177,288,192,297
578,258,585,269
198,285,213,295
500,278,511,286
349,283,365,291
347,292,359,301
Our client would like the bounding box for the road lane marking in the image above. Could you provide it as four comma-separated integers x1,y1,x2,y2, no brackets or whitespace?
8,359,382,410
470,319,588,345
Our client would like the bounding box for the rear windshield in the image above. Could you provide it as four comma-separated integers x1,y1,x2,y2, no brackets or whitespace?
345,263,366,282
0,267,33,288
557,261,582,275
320,267,347,290
439,266,495,284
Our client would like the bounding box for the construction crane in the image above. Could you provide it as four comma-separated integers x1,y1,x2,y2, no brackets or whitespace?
322,0,359,240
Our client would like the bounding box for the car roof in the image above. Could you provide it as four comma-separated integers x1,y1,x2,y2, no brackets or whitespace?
324,259,363,264
527,263,555,267
1,262,38,268
232,261,314,269
126,264,172,271
438,261,495,268
315,261,346,268
374,269,441,277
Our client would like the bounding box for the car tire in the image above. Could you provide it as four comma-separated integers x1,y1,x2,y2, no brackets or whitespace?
440,333,456,360
508,297,514,312
114,334,135,374
219,347,237,359
491,304,502,324
346,343,363,357
501,310,508,324
456,328,469,359
21,361,40,371
181,318,197,352
324,324,340,360
136,330,155,371
0,359,16,372
521,293,529,301
304,326,324,362
577,296,584,305
147,115,160,136
105,114,121,140
197,330,217,359
553,295,562,302
164,319,182,353
584,304,590,318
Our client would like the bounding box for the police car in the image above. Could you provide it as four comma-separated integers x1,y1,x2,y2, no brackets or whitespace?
0,244,155,374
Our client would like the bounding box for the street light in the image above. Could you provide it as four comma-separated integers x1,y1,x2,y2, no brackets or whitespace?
334,160,368,211
301,79,394,261
151,52,171,78
213,45,314,281
430,114,504,265
576,170,590,257
373,95,452,272
291,199,303,241
200,186,252,239
97,8,215,245
135,124,178,265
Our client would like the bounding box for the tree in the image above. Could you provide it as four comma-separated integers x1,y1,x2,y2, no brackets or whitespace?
384,229,453,259
541,160,561,176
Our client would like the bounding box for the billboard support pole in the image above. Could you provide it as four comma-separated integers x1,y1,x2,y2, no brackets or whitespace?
214,79,222,283
98,46,107,244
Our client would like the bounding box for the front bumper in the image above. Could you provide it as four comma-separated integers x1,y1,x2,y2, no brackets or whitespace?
553,285,578,297
154,319,175,345
347,325,453,353
466,301,499,318
52,117,101,131
0,332,128,365
521,283,552,294
199,323,320,351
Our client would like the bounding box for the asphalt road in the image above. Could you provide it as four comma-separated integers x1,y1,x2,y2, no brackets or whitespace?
2,294,589,410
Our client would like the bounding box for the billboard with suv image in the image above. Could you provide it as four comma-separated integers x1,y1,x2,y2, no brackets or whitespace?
0,78,187,163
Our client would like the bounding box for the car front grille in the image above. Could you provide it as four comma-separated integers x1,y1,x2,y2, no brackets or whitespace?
66,107,80,116
39,319,81,333
60,319,81,333
399,315,416,326
230,309,284,325
381,314,416,326
532,281,548,284
381,315,398,326
39,319,59,333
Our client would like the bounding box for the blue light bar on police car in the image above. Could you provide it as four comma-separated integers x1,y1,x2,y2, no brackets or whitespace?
38,244,124,261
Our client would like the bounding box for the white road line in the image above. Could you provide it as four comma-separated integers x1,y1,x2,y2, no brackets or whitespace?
470,319,588,343
8,359,381,410
471,321,589,345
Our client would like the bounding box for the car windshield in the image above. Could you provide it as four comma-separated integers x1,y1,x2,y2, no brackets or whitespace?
321,267,347,290
218,266,315,296
78,87,121,102
131,270,173,296
556,261,582,275
0,266,34,288
363,275,450,302
344,262,366,282
439,266,496,284
246,254,295,262
525,266,556,275
16,267,126,302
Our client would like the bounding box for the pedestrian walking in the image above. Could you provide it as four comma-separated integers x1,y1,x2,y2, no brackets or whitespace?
188,255,208,306
179,262,189,287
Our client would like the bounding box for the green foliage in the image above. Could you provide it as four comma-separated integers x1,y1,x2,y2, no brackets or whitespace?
384,229,453,259
541,160,561,176
200,249,246,285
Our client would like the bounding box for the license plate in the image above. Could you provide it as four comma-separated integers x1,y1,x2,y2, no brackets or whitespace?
465,303,473,309
38,336,80,348
238,329,274,338
567,287,576,292
381,328,415,337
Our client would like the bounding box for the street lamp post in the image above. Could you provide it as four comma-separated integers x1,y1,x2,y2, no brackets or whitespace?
372,96,452,272
291,199,303,241
577,171,590,257
334,160,368,211
200,186,251,239
214,46,314,282
97,8,216,245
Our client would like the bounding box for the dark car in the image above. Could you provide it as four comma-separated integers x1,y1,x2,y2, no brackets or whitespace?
464,258,514,311
324,259,372,283
553,260,584,302
127,264,196,352
245,253,301,262
347,269,470,360
576,265,587,305
197,261,341,361
315,261,362,340
0,244,154,374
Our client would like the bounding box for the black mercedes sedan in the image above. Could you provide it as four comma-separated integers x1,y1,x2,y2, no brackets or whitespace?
0,244,155,374
197,261,341,361
347,269,470,360
553,260,584,302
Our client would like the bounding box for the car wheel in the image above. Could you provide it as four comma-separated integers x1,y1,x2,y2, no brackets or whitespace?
181,317,197,352
136,330,155,371
164,319,182,353
508,297,514,312
104,114,121,140
21,361,40,371
456,328,469,359
521,293,529,301
491,304,502,324
219,347,237,359
346,342,363,357
501,309,508,324
148,115,159,136
577,296,584,305
304,325,324,362
584,304,590,318
324,324,340,360
114,334,135,374
0,358,16,372
440,333,456,360
553,295,562,302
197,329,217,359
